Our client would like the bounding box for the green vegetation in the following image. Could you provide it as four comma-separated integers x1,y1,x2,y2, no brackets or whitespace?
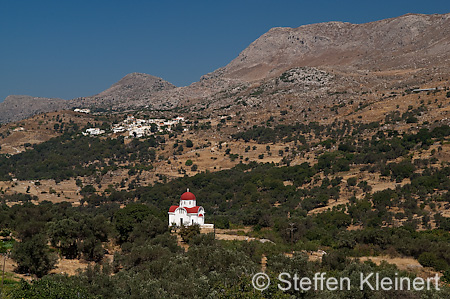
2,192,449,297
185,139,194,148
11,233,57,278
0,134,162,181
1,102,450,297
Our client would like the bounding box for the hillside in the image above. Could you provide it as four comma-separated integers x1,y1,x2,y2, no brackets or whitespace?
2,83,450,296
73,72,177,108
212,13,450,82
0,95,69,123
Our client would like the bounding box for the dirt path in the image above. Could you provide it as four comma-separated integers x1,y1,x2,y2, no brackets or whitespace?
3,255,90,281
357,256,439,278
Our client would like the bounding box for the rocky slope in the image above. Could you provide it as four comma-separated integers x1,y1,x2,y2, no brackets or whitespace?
115,12,450,110
211,13,450,82
0,95,69,123
72,72,176,108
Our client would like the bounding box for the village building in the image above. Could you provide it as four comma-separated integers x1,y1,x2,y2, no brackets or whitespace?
82,128,105,136
168,189,206,227
74,108,91,114
112,126,126,133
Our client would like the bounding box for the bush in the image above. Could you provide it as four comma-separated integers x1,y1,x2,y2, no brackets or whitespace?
347,177,357,187
80,184,96,196
11,276,95,299
215,216,230,229
418,252,448,271
179,225,200,243
443,270,450,284
389,160,415,181
185,159,193,166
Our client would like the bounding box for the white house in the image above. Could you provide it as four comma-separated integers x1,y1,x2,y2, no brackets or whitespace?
112,126,126,133
74,108,91,114
82,128,105,136
168,189,205,227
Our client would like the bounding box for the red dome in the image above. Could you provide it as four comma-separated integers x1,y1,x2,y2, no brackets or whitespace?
168,205,179,212
180,191,196,201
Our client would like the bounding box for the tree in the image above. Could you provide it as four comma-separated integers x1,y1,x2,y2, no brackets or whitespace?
128,216,168,245
185,159,193,166
114,203,152,243
47,218,80,259
11,234,57,278
78,236,105,262
76,178,83,187
418,252,448,271
10,275,96,299
150,123,158,133
80,185,96,196
186,139,193,148
179,224,200,243
347,177,357,187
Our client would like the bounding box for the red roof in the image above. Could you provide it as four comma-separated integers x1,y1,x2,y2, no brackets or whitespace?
198,214,204,217
180,191,196,201
185,206,201,214
169,205,203,214
168,205,179,213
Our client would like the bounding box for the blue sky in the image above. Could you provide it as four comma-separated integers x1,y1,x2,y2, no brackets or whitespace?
1,0,449,101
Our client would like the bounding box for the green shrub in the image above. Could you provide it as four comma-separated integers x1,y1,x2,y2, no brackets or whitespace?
347,177,357,187
179,224,200,243
418,252,448,271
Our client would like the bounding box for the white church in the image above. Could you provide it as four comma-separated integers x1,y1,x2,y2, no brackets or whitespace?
168,189,212,227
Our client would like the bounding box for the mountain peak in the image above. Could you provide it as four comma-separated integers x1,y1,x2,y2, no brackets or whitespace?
85,72,176,105
211,12,450,82
109,72,175,89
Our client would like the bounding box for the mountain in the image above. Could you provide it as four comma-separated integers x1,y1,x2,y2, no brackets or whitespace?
2,13,450,122
155,12,450,109
210,13,450,82
73,72,176,108
0,95,69,123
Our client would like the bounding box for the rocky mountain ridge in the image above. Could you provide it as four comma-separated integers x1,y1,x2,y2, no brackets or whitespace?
2,12,450,123
211,13,450,82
